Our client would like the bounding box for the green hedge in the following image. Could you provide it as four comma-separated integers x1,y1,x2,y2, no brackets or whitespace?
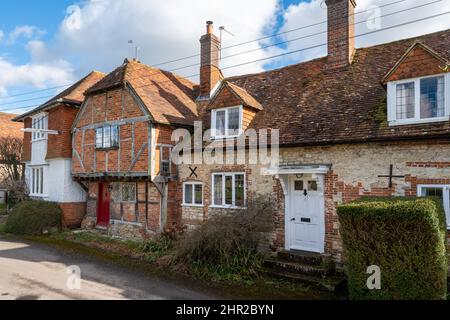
338,197,447,300
5,200,62,235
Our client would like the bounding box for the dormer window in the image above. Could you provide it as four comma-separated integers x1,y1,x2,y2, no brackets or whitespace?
388,74,450,125
211,106,243,139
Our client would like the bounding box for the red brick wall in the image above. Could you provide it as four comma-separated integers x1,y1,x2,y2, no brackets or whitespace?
22,118,32,162
385,45,447,82
46,104,79,160
60,202,86,229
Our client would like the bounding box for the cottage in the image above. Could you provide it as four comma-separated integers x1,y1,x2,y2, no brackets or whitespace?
70,59,198,238
13,71,105,227
176,0,450,265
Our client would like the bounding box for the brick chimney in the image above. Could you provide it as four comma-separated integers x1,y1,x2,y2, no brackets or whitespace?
199,21,223,99
326,0,356,69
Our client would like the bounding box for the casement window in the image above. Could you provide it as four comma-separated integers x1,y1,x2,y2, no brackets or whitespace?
212,173,246,208
31,115,48,141
388,74,450,125
418,184,450,229
211,106,243,139
159,145,172,176
30,167,45,196
95,125,119,149
183,182,203,206
121,183,136,203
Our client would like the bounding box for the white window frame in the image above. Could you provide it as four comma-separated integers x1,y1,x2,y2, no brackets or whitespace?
158,144,172,176
95,125,120,149
29,166,46,197
31,114,48,142
211,105,244,139
417,184,450,229
388,73,450,126
211,172,247,209
182,182,204,207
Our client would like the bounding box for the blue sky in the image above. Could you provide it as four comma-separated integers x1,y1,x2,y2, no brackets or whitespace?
0,0,449,115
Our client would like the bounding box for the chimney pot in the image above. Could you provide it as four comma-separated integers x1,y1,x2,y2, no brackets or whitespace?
206,21,214,34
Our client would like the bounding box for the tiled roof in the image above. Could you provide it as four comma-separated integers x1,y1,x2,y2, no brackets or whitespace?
0,112,22,138
224,29,450,146
86,59,199,126
13,71,105,122
208,82,263,111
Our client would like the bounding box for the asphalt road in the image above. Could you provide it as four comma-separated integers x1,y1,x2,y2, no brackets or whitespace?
0,236,215,300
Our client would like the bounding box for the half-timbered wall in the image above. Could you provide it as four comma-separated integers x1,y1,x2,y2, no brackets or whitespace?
72,88,151,176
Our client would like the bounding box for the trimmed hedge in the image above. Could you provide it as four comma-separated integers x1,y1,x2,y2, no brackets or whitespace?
338,196,447,300
5,200,62,235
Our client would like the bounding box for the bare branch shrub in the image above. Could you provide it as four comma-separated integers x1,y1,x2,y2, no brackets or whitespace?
176,197,275,275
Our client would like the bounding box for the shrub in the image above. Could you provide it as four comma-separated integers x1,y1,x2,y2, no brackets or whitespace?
176,198,275,277
5,200,62,235
338,196,447,300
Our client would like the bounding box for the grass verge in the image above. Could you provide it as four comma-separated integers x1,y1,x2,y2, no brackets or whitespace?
20,231,338,300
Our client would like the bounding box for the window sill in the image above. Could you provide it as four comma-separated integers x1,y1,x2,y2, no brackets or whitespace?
30,194,48,198
182,204,204,208
95,147,119,151
209,205,247,210
31,138,48,143
389,116,450,126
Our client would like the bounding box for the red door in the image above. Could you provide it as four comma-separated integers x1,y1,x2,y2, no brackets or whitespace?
97,183,111,227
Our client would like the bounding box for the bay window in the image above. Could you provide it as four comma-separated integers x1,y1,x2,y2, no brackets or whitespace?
212,173,246,208
183,182,203,206
96,125,119,149
388,74,450,125
211,106,243,139
418,184,450,229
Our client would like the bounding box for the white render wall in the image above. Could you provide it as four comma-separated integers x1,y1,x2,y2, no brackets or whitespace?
47,159,86,203
26,119,86,203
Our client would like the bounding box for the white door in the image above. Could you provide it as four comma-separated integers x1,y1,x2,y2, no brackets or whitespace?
288,176,325,253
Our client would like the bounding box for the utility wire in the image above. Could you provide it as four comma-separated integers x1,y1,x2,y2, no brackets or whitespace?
0,0,411,101
1,8,448,113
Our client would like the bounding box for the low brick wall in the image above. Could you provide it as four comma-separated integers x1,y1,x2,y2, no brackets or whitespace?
60,202,86,229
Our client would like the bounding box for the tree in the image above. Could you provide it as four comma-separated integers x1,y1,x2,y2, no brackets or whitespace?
0,136,26,204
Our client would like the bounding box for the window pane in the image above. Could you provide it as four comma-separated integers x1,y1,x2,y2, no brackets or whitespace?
422,187,443,200
32,169,36,194
96,128,103,148
308,180,318,191
235,174,245,207
103,126,111,148
111,126,119,147
215,110,226,136
194,184,203,205
295,180,304,191
214,175,223,206
36,168,40,194
122,183,136,202
420,76,445,119
40,168,44,194
225,176,233,205
227,108,240,136
396,82,415,119
184,184,193,204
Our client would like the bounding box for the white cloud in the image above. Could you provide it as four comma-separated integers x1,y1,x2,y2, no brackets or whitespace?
7,25,46,45
274,0,450,67
0,30,4,43
55,0,280,79
0,40,75,99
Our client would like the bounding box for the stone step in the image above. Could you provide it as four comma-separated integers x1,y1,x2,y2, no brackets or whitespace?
266,270,346,293
264,259,334,278
277,250,327,266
